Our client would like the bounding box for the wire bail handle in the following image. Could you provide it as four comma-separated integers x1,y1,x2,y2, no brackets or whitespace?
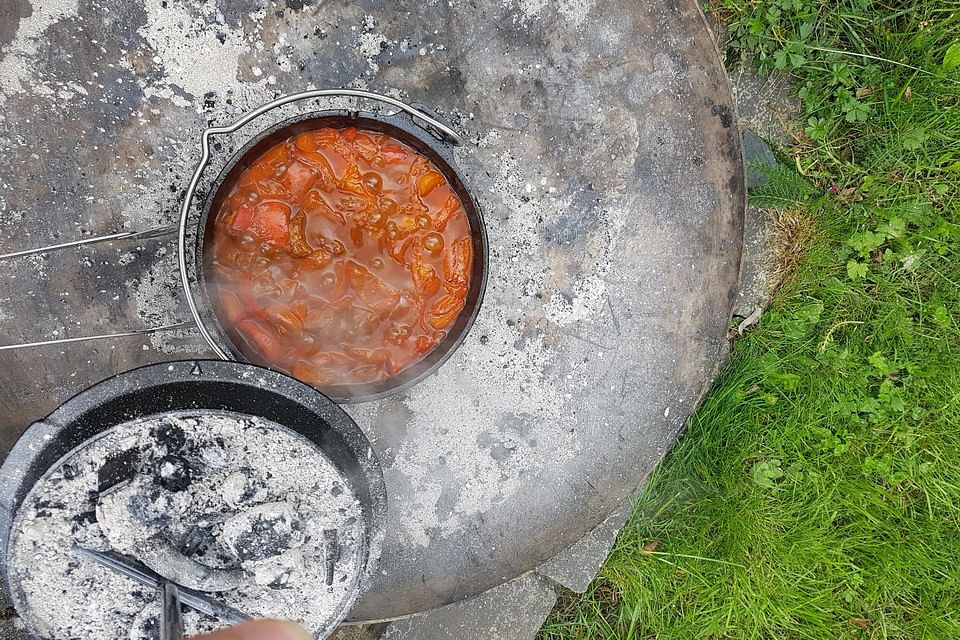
178,89,464,360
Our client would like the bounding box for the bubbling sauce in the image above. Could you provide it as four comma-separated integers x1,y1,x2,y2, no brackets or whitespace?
209,126,474,389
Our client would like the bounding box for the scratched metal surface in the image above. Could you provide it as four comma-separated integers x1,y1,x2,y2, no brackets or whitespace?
0,0,743,622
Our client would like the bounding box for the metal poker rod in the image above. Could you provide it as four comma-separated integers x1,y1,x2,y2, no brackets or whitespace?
161,581,185,640
72,546,251,626
0,224,177,261
0,322,195,352
0,223,188,351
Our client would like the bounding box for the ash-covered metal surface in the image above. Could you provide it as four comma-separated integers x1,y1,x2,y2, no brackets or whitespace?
0,0,744,622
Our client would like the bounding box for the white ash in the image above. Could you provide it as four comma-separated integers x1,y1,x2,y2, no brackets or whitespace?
0,0,81,107
124,250,202,355
138,1,253,104
9,411,365,639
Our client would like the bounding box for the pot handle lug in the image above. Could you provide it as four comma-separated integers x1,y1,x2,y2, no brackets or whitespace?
408,101,462,147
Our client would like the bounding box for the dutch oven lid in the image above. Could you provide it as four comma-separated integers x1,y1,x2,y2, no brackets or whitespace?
0,360,387,639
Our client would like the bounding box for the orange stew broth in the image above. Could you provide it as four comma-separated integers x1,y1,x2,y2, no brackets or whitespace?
210,126,473,387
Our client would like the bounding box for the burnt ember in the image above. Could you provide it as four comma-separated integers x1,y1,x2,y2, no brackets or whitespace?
152,422,187,451
222,502,305,562
157,454,192,492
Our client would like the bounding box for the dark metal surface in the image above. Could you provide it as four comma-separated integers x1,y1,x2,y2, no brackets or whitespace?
192,109,488,402
0,0,744,622
161,581,184,640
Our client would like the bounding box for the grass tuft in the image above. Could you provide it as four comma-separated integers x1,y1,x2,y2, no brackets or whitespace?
769,208,817,290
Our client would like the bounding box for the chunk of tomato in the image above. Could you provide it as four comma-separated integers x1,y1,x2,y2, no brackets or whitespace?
433,194,461,232
411,241,442,301
444,237,472,290
300,249,334,271
350,364,387,383
219,291,247,325
300,189,345,226
352,132,380,162
414,334,438,356
295,150,337,191
380,142,409,164
338,163,369,197
281,160,317,200
288,213,313,257
294,131,318,152
314,128,340,147
264,301,303,335
236,318,282,361
428,294,466,330
259,143,290,166
417,171,445,197
239,161,279,186
344,346,391,367
230,203,255,232
251,201,291,246
291,360,337,386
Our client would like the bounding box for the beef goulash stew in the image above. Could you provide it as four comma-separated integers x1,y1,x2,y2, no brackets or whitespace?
209,126,474,388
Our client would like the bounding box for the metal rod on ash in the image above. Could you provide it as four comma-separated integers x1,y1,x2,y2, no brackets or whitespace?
71,546,251,625
0,224,177,261
161,581,184,640
0,322,194,351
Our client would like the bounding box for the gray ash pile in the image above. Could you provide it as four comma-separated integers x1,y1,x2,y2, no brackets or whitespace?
7,411,365,638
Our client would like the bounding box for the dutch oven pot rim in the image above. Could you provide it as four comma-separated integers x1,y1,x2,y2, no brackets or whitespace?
187,107,489,404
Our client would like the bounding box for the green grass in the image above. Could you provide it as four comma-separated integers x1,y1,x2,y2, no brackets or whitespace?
541,1,960,638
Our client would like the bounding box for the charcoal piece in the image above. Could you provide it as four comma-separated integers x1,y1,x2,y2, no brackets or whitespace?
323,529,339,586
157,455,191,492
97,448,140,494
133,616,160,639
60,463,79,480
268,569,294,589
151,422,187,451
180,527,215,557
130,483,174,526
33,500,61,520
72,510,97,526
221,502,305,563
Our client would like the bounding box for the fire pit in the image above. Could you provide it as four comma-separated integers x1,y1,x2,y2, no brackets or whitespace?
0,0,745,632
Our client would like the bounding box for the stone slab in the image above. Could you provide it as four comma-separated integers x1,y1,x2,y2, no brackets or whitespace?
536,498,633,594
381,575,558,640
733,131,780,317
